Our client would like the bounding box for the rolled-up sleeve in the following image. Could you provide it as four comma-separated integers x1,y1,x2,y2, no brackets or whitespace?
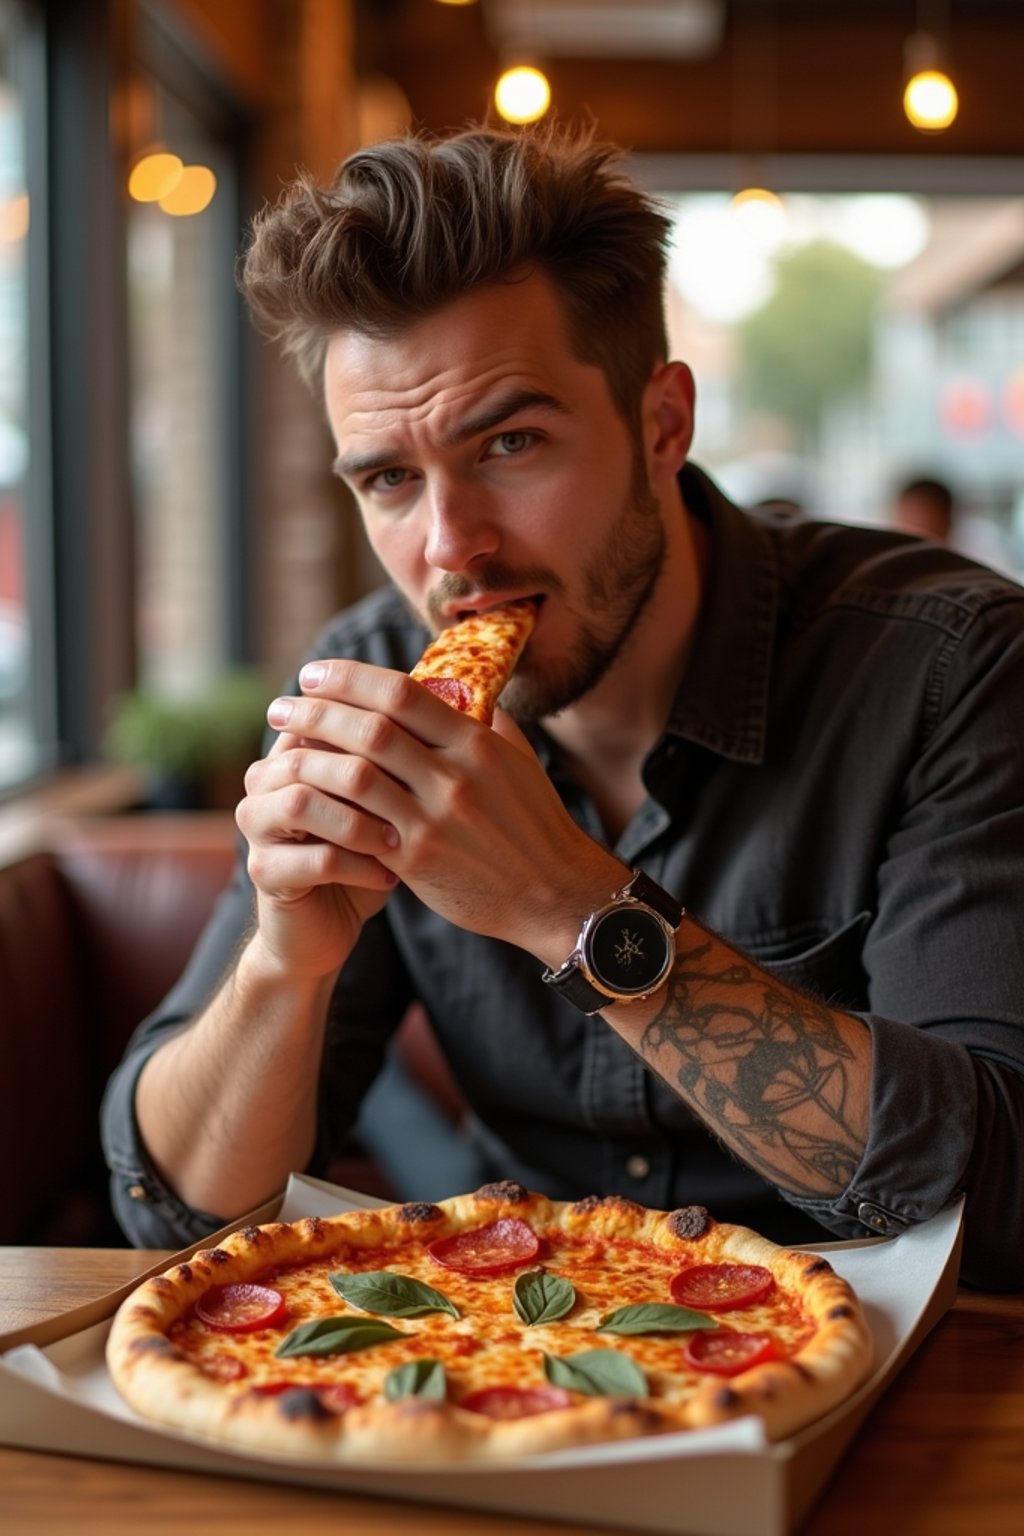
785,595,1024,1289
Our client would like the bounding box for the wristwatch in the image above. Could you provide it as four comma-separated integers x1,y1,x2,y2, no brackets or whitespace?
542,870,683,1015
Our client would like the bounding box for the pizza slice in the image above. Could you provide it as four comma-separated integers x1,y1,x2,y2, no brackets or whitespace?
409,599,536,724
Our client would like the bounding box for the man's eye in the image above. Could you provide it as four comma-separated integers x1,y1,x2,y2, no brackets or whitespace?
489,431,533,457
369,467,409,491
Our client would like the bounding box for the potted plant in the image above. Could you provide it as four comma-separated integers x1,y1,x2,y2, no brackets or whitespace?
104,667,270,810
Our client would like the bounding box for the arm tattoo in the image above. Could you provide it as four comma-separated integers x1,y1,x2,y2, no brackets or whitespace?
640,936,864,1197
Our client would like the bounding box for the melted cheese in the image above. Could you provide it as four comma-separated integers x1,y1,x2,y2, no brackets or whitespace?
168,1229,814,1415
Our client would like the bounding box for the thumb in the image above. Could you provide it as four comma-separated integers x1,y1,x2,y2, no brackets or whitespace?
491,708,540,760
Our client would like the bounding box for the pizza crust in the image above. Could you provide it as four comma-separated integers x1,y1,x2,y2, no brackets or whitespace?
106,1184,874,1463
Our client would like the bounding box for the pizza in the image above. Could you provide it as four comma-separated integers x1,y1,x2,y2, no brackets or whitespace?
409,599,536,724
105,1183,873,1464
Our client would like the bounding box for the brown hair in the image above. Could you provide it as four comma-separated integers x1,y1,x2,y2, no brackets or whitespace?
238,123,672,432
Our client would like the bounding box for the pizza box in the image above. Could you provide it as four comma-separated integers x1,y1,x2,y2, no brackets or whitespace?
0,1174,963,1536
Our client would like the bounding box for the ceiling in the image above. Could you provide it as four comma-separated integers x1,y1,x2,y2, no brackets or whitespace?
354,1,1024,176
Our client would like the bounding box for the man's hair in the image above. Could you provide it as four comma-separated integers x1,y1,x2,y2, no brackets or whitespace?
238,123,672,432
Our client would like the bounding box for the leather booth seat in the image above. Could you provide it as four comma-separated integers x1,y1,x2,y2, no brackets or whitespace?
0,814,463,1245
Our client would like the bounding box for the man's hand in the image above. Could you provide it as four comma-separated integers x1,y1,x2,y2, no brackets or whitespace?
247,658,625,971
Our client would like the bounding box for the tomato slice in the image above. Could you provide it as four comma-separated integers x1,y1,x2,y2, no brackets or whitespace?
669,1263,774,1312
195,1282,286,1333
684,1330,777,1377
418,677,473,713
460,1385,573,1420
248,1381,361,1413
427,1218,540,1275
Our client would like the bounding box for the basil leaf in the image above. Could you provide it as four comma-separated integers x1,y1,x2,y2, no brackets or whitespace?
597,1302,716,1336
384,1358,447,1402
513,1271,576,1326
330,1270,459,1319
275,1315,406,1359
543,1349,648,1398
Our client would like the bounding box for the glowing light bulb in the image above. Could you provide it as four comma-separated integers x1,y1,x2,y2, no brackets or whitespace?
494,66,551,125
128,152,184,202
158,165,217,217
904,68,958,131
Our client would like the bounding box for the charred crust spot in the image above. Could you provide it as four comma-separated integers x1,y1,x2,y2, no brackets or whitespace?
473,1181,529,1204
802,1258,833,1277
300,1216,325,1242
240,1225,264,1247
206,1248,231,1266
714,1386,741,1410
128,1335,182,1360
276,1388,333,1424
150,1277,173,1294
667,1205,711,1240
398,1202,444,1224
827,1304,854,1320
175,1263,193,1283
569,1194,641,1216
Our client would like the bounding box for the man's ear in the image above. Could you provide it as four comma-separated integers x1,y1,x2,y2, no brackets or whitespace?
643,362,696,483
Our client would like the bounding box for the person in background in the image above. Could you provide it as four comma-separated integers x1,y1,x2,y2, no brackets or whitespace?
892,475,955,543
101,124,1024,1290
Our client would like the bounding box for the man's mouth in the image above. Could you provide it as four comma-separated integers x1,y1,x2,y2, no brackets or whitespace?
451,594,544,624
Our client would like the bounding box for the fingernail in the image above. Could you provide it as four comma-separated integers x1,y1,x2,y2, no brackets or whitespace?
383,825,400,847
267,698,293,727
300,662,326,689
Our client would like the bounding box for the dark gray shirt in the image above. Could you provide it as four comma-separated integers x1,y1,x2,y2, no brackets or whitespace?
101,466,1024,1288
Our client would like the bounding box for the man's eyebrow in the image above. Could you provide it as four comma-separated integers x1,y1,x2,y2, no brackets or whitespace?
444,389,569,446
331,389,568,480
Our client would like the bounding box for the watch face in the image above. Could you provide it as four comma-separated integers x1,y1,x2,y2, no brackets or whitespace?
585,904,673,997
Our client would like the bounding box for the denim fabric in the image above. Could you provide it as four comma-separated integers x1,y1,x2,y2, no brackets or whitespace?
101,465,1024,1287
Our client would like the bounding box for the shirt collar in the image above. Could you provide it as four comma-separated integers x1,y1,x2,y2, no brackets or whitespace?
665,464,780,765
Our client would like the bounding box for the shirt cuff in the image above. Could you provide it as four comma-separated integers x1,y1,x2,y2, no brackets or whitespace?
100,1043,225,1249
781,1011,977,1238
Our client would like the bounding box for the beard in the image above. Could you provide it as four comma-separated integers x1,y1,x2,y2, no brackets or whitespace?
421,462,666,724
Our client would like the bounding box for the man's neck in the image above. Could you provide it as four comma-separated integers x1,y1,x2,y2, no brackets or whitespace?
541,486,708,838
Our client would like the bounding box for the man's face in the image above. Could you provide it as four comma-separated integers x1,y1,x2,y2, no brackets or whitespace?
324,271,668,720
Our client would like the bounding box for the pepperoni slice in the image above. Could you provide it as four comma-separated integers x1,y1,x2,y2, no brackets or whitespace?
460,1385,573,1420
684,1330,777,1377
669,1263,774,1312
418,676,474,713
201,1351,248,1382
427,1218,540,1275
195,1283,286,1333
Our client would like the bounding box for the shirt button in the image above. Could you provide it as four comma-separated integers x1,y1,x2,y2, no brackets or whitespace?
626,1155,651,1180
127,1183,148,1201
857,1200,894,1233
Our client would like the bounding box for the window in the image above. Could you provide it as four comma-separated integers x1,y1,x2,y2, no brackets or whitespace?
661,185,1024,577
0,0,32,786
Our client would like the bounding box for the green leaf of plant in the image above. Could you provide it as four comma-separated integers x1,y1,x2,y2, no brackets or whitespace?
596,1302,716,1336
274,1315,406,1359
384,1358,448,1402
513,1270,576,1326
542,1349,648,1398
330,1270,459,1319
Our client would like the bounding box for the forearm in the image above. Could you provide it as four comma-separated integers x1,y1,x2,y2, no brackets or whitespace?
135,936,339,1219
605,915,871,1199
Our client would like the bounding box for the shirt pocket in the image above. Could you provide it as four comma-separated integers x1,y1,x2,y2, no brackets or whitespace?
739,910,873,1012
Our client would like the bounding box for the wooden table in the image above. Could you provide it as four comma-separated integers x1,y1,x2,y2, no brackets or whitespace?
2,1247,1023,1535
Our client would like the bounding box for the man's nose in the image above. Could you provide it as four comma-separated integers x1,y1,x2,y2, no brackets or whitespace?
422,483,500,572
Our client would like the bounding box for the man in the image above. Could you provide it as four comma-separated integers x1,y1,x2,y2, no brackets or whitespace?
892,475,956,543
102,125,1024,1289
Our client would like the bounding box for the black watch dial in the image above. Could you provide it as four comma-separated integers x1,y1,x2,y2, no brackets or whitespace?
585,904,673,997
